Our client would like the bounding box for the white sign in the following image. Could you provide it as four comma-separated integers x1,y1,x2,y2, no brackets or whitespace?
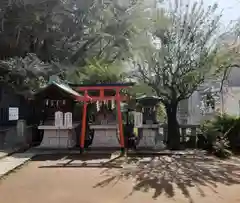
64,112,72,128
55,111,63,127
9,107,19,121
134,112,143,128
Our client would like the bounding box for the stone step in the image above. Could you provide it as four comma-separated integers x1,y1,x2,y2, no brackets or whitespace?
0,152,35,178
0,149,20,160
0,146,31,160
0,151,11,160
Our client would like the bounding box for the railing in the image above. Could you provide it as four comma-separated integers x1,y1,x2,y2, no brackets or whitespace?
159,124,201,148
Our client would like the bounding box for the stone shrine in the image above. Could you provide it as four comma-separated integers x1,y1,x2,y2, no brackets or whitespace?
136,95,164,149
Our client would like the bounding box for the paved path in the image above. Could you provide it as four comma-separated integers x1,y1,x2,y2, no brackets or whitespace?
0,154,240,203
30,148,206,156
0,151,11,159
0,146,29,159
0,148,20,159
0,151,35,178
0,148,207,180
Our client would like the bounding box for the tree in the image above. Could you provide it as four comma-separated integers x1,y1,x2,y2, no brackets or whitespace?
0,0,142,62
0,0,143,93
132,1,225,149
0,53,56,95
215,28,240,92
0,0,59,60
65,58,127,84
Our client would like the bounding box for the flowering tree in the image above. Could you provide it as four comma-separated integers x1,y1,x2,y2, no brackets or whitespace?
132,1,227,149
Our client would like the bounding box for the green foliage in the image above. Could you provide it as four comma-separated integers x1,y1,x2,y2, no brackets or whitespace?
200,114,240,158
66,58,127,84
202,114,232,133
156,103,166,123
0,0,141,63
0,0,60,61
0,53,53,94
0,0,143,94
127,83,155,97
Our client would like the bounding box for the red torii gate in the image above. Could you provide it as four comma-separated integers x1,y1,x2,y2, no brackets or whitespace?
70,83,134,152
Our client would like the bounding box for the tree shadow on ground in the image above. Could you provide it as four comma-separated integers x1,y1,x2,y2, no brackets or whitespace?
32,154,112,161
35,153,124,169
94,155,240,203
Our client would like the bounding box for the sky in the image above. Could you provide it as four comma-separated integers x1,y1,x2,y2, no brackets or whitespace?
203,0,240,24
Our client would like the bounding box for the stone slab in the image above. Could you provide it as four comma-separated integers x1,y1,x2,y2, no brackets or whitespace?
38,129,76,148
91,129,119,147
0,152,35,177
0,147,23,160
138,129,156,148
0,151,11,159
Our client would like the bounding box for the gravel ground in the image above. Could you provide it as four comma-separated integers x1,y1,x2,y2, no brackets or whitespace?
0,154,240,203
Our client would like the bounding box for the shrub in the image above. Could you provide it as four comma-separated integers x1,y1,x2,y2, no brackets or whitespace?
200,114,240,158
213,138,232,159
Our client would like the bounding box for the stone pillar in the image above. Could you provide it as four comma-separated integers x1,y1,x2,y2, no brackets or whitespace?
16,120,27,146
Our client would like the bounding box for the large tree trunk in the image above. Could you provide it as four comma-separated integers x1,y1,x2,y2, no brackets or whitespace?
165,101,181,150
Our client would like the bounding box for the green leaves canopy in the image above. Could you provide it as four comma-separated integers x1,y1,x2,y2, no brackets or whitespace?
0,0,142,63
0,0,143,93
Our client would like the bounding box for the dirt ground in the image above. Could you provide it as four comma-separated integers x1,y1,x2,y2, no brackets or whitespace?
1,154,240,203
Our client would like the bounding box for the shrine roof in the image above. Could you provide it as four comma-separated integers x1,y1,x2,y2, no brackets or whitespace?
35,81,82,99
120,103,135,112
53,82,82,97
68,82,135,88
136,95,161,101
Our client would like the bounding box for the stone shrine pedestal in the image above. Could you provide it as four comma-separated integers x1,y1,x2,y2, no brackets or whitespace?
37,123,79,148
137,124,159,148
89,125,119,148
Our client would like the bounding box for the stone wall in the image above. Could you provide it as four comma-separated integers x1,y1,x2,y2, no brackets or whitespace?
0,123,33,150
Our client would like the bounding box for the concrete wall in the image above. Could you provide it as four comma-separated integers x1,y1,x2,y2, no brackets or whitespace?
180,86,240,125
0,86,32,126
187,91,202,124
219,87,240,116
177,91,203,125
0,87,21,125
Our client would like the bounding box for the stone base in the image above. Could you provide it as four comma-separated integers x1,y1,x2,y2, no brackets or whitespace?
91,129,120,148
138,129,156,148
38,129,76,149
154,132,166,150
